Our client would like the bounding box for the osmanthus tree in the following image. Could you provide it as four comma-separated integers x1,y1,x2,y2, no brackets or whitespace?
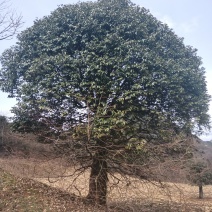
0,0,210,205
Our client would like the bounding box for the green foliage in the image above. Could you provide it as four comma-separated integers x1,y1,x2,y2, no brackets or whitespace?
0,116,10,143
0,116,8,128
189,162,212,186
0,0,210,141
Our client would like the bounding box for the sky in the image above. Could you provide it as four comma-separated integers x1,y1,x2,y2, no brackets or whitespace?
0,0,211,140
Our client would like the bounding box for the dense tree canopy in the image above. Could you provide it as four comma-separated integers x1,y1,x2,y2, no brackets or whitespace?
0,0,210,205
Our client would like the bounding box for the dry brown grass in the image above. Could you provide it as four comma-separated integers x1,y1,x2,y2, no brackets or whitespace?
1,156,212,211
35,170,212,211
0,167,85,212
1,129,212,211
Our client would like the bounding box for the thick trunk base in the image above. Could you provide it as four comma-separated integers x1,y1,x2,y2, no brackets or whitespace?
87,151,108,205
199,185,203,199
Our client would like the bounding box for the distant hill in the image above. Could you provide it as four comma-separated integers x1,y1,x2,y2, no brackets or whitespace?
193,138,212,165
142,135,212,184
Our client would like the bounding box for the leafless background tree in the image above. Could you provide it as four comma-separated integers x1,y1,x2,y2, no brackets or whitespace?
0,0,22,40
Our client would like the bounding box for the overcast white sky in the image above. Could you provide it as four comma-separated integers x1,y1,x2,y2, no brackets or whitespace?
0,0,211,140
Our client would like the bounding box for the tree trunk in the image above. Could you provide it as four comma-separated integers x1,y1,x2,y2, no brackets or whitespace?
87,150,108,205
199,184,203,199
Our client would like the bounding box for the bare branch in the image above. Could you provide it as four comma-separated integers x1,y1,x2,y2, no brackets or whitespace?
0,0,23,40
